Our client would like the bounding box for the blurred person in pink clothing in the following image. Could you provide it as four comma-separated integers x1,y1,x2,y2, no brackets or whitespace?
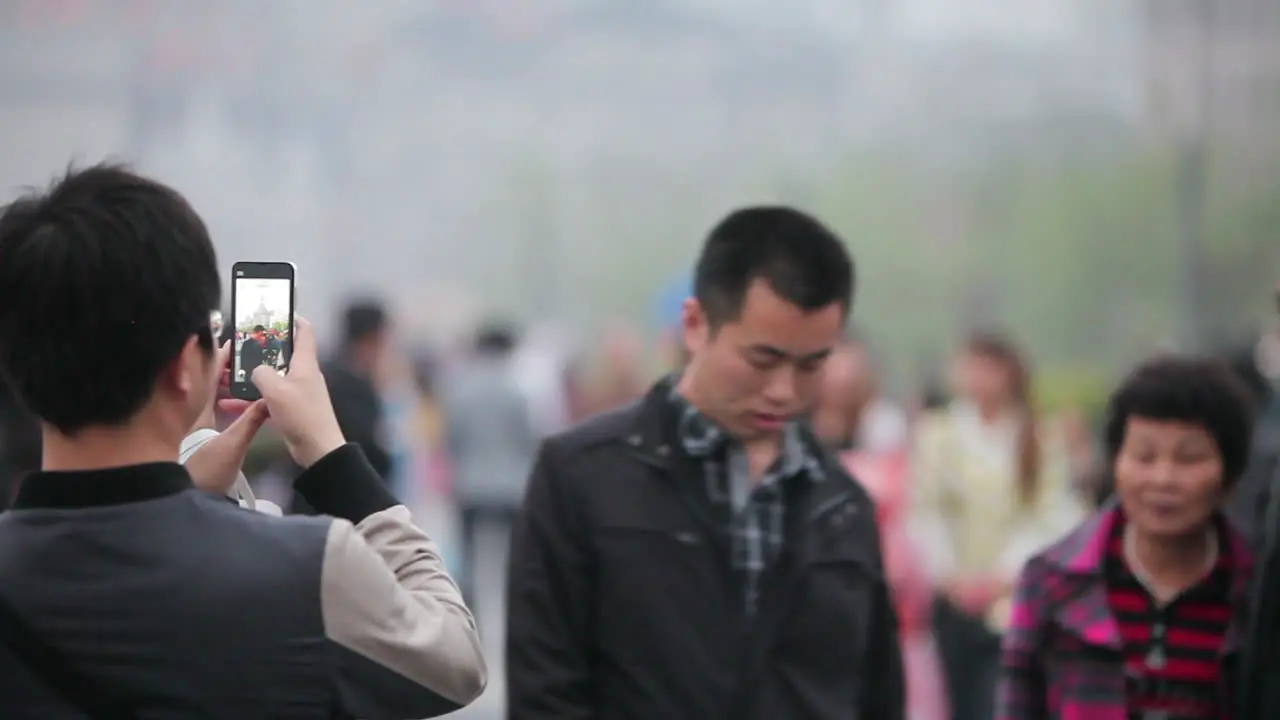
815,339,947,720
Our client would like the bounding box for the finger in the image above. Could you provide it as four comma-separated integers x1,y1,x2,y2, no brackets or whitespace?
216,400,269,453
213,341,235,398
250,363,283,395
217,339,233,374
216,398,257,416
288,315,318,371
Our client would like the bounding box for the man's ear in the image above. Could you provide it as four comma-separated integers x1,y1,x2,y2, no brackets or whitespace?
682,297,708,354
168,334,207,396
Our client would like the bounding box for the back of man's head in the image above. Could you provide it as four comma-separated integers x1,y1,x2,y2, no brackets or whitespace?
474,322,518,358
693,206,855,330
0,164,220,435
342,300,388,350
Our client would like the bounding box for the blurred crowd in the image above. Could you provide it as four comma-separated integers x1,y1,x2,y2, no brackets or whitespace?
2,270,1279,719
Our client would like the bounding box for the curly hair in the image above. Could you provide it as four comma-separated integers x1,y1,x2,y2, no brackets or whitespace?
1103,354,1257,488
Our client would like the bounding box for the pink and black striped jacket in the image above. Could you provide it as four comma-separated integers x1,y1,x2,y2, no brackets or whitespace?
995,504,1255,720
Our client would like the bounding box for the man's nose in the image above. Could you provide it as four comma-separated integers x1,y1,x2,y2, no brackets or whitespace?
762,367,797,406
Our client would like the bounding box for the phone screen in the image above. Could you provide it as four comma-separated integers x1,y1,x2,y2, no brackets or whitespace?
233,275,293,383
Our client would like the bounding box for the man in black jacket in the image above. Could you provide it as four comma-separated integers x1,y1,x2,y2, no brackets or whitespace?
239,325,269,376
506,206,905,720
0,165,485,718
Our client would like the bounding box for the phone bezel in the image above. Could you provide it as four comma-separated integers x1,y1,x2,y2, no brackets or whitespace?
229,261,297,400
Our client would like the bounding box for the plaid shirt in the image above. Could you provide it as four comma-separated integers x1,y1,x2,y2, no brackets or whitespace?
996,501,1254,720
669,389,824,618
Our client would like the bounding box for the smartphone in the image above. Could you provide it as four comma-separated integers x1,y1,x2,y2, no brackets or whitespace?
229,262,296,400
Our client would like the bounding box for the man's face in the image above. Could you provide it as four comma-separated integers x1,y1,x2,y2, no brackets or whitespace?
682,279,845,441
253,330,266,344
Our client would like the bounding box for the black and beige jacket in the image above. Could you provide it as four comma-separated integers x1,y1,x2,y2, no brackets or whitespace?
0,443,486,719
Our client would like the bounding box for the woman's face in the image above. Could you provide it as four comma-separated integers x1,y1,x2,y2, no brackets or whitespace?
951,351,1011,408
1114,416,1224,538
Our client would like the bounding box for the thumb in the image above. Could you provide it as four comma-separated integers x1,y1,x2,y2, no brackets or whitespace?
183,403,267,495
216,400,269,452
288,315,318,371
250,364,284,396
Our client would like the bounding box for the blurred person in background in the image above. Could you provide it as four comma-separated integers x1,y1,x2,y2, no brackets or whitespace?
811,334,909,453
908,331,1083,720
811,342,872,450
816,341,947,720
1000,356,1257,720
1238,283,1280,720
512,322,574,437
325,300,394,478
289,300,395,515
913,374,951,419
1221,339,1279,541
443,320,540,610
1058,406,1106,507
506,206,904,720
580,322,648,417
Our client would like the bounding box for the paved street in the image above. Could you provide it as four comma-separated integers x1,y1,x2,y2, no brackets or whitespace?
443,520,508,720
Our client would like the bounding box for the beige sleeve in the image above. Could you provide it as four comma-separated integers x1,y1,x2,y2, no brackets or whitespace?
321,505,488,719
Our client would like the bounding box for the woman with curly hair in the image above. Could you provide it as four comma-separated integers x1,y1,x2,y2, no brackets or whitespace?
997,355,1257,720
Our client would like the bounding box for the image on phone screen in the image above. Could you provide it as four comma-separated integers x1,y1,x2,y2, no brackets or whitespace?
233,276,292,382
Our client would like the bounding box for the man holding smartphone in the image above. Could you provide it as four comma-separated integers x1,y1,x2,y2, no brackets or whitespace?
0,164,485,718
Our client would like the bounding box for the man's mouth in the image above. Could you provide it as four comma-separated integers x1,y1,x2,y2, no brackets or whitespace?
749,412,788,430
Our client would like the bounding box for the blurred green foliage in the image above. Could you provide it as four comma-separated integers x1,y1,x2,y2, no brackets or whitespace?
813,144,1280,402
502,142,1279,411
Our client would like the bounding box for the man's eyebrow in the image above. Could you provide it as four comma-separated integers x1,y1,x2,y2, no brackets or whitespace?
745,345,833,362
799,348,833,363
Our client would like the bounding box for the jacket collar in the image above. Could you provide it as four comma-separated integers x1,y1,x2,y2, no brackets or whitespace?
625,375,828,470
1040,498,1255,653
12,463,193,510
665,379,825,483
624,377,855,520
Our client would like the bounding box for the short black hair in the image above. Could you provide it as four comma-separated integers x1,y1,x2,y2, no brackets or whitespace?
342,300,388,348
252,325,266,333
693,206,854,328
0,163,220,434
475,321,518,356
1103,355,1257,488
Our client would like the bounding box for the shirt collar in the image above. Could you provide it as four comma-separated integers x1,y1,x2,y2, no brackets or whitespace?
12,462,193,510
667,381,823,482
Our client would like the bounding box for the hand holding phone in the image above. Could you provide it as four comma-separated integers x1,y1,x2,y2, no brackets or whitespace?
248,316,346,468
229,261,296,400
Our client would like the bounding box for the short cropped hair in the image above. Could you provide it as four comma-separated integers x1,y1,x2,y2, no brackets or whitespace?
475,321,518,356
1103,355,1257,488
693,206,854,329
342,300,388,348
0,164,220,434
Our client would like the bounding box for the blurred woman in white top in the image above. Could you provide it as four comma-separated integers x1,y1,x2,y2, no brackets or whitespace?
907,332,1084,720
